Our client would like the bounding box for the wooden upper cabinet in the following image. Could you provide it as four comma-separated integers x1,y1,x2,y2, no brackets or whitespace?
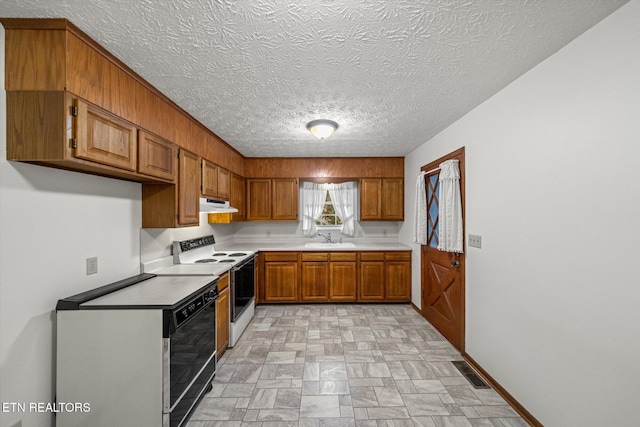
218,167,230,200
360,178,404,221
137,130,176,181
272,178,299,220
178,149,200,226
247,178,298,221
201,159,219,198
382,178,404,220
246,179,272,221
360,178,382,220
230,173,246,222
201,159,230,200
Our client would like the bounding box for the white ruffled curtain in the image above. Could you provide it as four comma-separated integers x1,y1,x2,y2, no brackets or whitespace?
327,182,357,237
437,160,463,253
413,171,428,245
301,182,326,236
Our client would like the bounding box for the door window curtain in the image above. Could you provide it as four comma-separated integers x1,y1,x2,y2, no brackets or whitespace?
327,182,357,237
437,160,463,253
413,171,428,244
301,182,326,236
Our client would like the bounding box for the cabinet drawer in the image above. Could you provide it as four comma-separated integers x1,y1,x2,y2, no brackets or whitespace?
264,252,298,262
385,251,411,261
218,273,229,292
301,252,329,262
360,252,384,262
330,252,356,262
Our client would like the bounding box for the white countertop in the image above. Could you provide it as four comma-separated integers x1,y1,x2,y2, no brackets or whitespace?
81,275,217,308
214,241,411,252
149,263,231,276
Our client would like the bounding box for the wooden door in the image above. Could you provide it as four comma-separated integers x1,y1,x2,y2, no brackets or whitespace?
217,167,230,200
329,253,357,302
421,147,465,352
359,261,385,301
301,260,329,302
272,178,299,220
385,255,411,302
216,274,230,359
201,159,219,197
246,179,271,220
230,173,246,222
264,262,299,302
360,178,381,220
74,98,137,171
137,130,175,181
382,178,404,220
178,149,200,226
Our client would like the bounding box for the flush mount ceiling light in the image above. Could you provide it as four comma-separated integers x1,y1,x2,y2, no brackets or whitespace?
306,119,338,139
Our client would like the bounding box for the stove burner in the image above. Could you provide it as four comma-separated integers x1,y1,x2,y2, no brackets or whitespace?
211,253,227,257
218,259,236,263
195,259,217,263
228,252,247,257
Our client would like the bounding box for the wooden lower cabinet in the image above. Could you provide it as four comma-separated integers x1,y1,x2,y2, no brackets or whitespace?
384,252,411,301
329,253,357,302
301,253,329,302
263,252,299,302
358,252,385,301
216,273,230,360
259,251,410,304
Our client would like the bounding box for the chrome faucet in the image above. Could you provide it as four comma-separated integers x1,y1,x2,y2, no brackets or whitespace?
317,232,333,243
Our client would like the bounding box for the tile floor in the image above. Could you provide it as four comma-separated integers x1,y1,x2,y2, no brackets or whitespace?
188,304,528,427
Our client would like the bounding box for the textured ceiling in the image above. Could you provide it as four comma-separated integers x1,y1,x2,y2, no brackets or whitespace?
0,0,628,157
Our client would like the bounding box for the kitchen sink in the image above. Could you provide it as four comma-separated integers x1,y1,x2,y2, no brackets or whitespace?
304,242,357,249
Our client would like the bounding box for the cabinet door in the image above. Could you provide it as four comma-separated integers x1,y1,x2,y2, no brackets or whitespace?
360,178,382,220
301,262,329,302
385,260,411,302
329,261,357,302
264,262,299,302
230,173,246,222
382,178,404,220
359,262,385,301
272,178,299,220
201,159,219,198
216,276,230,359
137,130,176,181
74,98,137,171
217,167,230,200
247,179,271,221
178,149,200,226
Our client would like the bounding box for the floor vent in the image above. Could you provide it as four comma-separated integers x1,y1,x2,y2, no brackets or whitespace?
452,361,490,389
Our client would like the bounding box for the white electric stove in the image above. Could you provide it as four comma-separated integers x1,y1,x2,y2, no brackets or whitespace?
159,235,256,347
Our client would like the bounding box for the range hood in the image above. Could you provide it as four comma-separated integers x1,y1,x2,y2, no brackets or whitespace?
199,198,238,213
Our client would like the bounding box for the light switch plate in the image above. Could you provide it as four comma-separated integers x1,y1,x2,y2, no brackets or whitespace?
468,234,482,248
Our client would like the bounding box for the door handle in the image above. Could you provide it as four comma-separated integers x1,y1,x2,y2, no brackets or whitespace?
450,261,460,267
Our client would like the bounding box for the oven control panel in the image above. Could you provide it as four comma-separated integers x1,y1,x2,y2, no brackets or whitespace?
179,235,216,253
173,283,218,329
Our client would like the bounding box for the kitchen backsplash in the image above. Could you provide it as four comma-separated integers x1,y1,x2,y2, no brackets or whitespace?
140,215,400,263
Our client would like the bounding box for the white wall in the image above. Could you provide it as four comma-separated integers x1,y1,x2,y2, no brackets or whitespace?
399,2,640,426
0,26,142,427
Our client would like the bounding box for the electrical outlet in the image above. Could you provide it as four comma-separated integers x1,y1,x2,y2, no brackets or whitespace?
86,257,98,275
468,234,482,249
